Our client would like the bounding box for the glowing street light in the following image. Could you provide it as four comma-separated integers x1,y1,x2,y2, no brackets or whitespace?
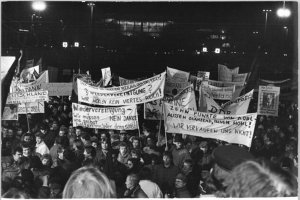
262,9,272,37
32,1,46,11
215,48,220,54
74,42,80,47
62,42,68,48
277,7,291,18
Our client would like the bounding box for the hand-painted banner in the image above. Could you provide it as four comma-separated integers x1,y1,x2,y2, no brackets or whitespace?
1,56,15,83
101,67,112,86
167,67,190,82
73,74,92,95
144,84,197,120
6,90,49,104
232,73,248,83
78,72,166,106
257,86,280,116
205,90,254,115
18,101,45,114
2,105,18,120
163,102,257,147
72,103,138,130
42,83,72,96
20,65,40,82
197,71,210,80
164,79,190,96
207,79,245,97
11,70,49,93
218,64,239,82
201,82,235,100
119,77,136,86
190,75,203,91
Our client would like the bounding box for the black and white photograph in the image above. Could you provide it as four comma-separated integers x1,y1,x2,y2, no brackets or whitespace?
1,1,298,198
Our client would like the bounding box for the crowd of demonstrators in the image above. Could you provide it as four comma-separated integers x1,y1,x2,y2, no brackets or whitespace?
1,95,298,198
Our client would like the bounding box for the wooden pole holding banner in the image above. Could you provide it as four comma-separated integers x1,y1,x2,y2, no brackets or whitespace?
25,102,31,133
162,102,168,151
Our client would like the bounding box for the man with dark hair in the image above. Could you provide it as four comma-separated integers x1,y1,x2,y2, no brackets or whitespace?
82,146,96,166
171,134,191,170
22,143,43,170
117,142,131,167
181,158,201,197
75,126,83,140
2,146,23,171
124,173,148,198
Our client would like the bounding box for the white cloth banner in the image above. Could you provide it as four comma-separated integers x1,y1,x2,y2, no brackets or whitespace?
205,90,254,115
101,67,112,86
257,86,280,116
167,67,190,82
144,84,197,120
18,102,45,114
201,82,235,100
164,79,190,96
12,70,49,93
207,79,245,98
119,77,136,86
73,74,92,95
42,83,72,96
72,103,138,130
163,102,257,147
78,72,166,106
20,65,40,82
232,73,248,83
1,56,15,83
218,64,239,82
2,105,18,120
7,90,49,104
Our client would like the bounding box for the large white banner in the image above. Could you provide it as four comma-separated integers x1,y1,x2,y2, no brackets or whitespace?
164,103,257,147
167,67,190,82
72,103,138,130
73,74,92,95
207,79,245,98
101,67,112,86
232,73,248,83
144,84,197,120
1,56,15,82
218,64,239,82
2,105,18,120
18,102,45,114
164,79,190,96
257,86,280,116
205,90,254,115
119,77,136,86
42,83,72,96
201,82,235,100
78,72,166,106
7,90,49,104
11,70,49,93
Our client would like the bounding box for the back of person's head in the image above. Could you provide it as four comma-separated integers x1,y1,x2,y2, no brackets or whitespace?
12,146,23,155
63,166,116,198
2,187,30,198
224,160,298,197
74,139,84,151
84,145,96,158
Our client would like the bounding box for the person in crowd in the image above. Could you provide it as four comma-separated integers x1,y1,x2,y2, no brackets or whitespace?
35,132,50,157
22,143,43,169
139,167,163,198
181,158,201,197
224,160,298,197
62,166,116,198
126,157,141,175
44,121,59,148
82,145,97,167
72,139,85,164
75,126,83,140
2,147,24,183
94,137,110,169
50,136,64,167
2,187,30,198
124,173,148,198
21,132,35,149
153,151,179,196
171,134,191,170
117,142,131,167
173,173,192,198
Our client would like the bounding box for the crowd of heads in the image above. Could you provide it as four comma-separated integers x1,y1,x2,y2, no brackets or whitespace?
1,96,298,198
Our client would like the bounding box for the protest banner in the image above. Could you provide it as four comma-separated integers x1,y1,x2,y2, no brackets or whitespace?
163,102,257,147
73,74,92,95
72,103,138,130
1,56,16,83
145,84,197,120
2,105,18,120
42,83,72,96
6,90,49,104
257,86,280,116
119,77,136,86
12,70,49,93
167,67,190,82
18,101,45,114
218,64,239,82
207,79,245,98
78,72,166,106
189,75,203,91
232,73,248,83
101,67,112,86
164,79,190,96
20,65,40,82
258,78,291,93
197,71,210,80
201,81,235,100
205,90,254,115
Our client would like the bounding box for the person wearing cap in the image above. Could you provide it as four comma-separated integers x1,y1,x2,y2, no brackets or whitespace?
171,134,191,170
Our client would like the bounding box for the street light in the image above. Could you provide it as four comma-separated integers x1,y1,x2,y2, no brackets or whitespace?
32,1,46,11
277,2,291,18
262,9,272,37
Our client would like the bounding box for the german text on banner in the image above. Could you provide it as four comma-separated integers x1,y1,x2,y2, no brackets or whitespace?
164,79,190,96
72,103,138,130
145,84,197,120
119,77,136,86
205,90,254,115
207,79,245,97
201,82,235,100
232,73,248,83
11,70,49,93
73,74,92,95
42,83,72,96
2,105,18,120
218,64,239,82
6,90,49,104
18,102,45,114
163,102,257,147
101,67,112,86
78,72,166,106
167,67,190,82
257,86,280,116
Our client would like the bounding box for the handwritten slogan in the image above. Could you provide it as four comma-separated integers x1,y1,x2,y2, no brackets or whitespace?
72,103,138,130
6,90,49,104
78,72,166,106
164,103,257,147
18,102,45,114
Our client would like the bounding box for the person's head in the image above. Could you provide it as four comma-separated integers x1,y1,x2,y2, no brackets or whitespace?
63,166,116,198
22,144,32,157
199,140,208,153
68,125,75,135
91,136,98,148
7,128,15,138
273,124,281,133
173,134,184,149
175,173,187,189
182,159,193,175
2,187,30,198
75,127,83,137
119,130,127,141
35,132,44,145
100,132,107,141
224,160,298,197
27,113,32,120
81,133,90,144
130,149,140,159
57,146,65,160
73,139,84,151
16,127,23,137
41,154,53,167
12,146,23,163
84,146,96,159
162,151,173,167
131,137,140,149
266,93,273,104
125,173,139,190
23,133,32,143
52,121,59,131
100,138,109,150
119,142,128,156
59,126,68,137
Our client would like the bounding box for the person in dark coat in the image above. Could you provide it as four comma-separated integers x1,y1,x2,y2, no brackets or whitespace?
124,173,148,198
